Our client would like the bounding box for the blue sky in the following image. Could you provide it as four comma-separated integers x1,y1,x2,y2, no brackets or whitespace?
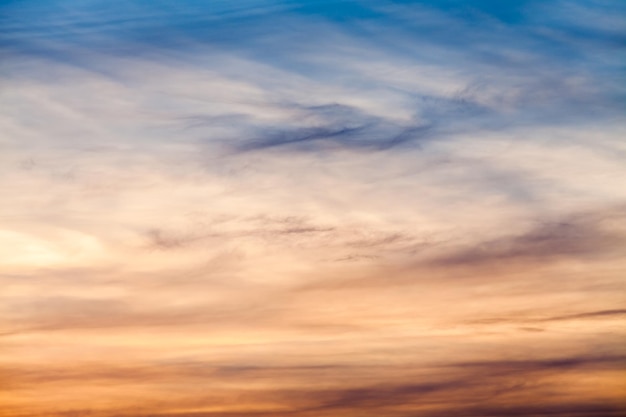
2,0,624,152
1,1,626,416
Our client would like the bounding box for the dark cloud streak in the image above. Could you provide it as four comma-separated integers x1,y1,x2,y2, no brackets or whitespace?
432,207,626,267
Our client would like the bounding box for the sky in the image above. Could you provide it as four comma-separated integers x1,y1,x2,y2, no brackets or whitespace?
1,0,625,416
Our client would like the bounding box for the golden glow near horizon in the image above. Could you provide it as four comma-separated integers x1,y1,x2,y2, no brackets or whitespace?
2,1,626,416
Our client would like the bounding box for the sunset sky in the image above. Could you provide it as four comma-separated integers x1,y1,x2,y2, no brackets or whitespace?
1,1,625,416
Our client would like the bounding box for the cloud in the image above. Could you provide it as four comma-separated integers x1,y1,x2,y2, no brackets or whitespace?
2,1,626,417
545,309,626,321
431,205,626,267
2,0,624,155
6,354,624,416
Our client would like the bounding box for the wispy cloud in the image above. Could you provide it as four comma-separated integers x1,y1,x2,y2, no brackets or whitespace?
431,204,626,267
1,0,625,416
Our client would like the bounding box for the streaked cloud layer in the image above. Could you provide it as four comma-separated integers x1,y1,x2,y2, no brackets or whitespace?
1,1,625,416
